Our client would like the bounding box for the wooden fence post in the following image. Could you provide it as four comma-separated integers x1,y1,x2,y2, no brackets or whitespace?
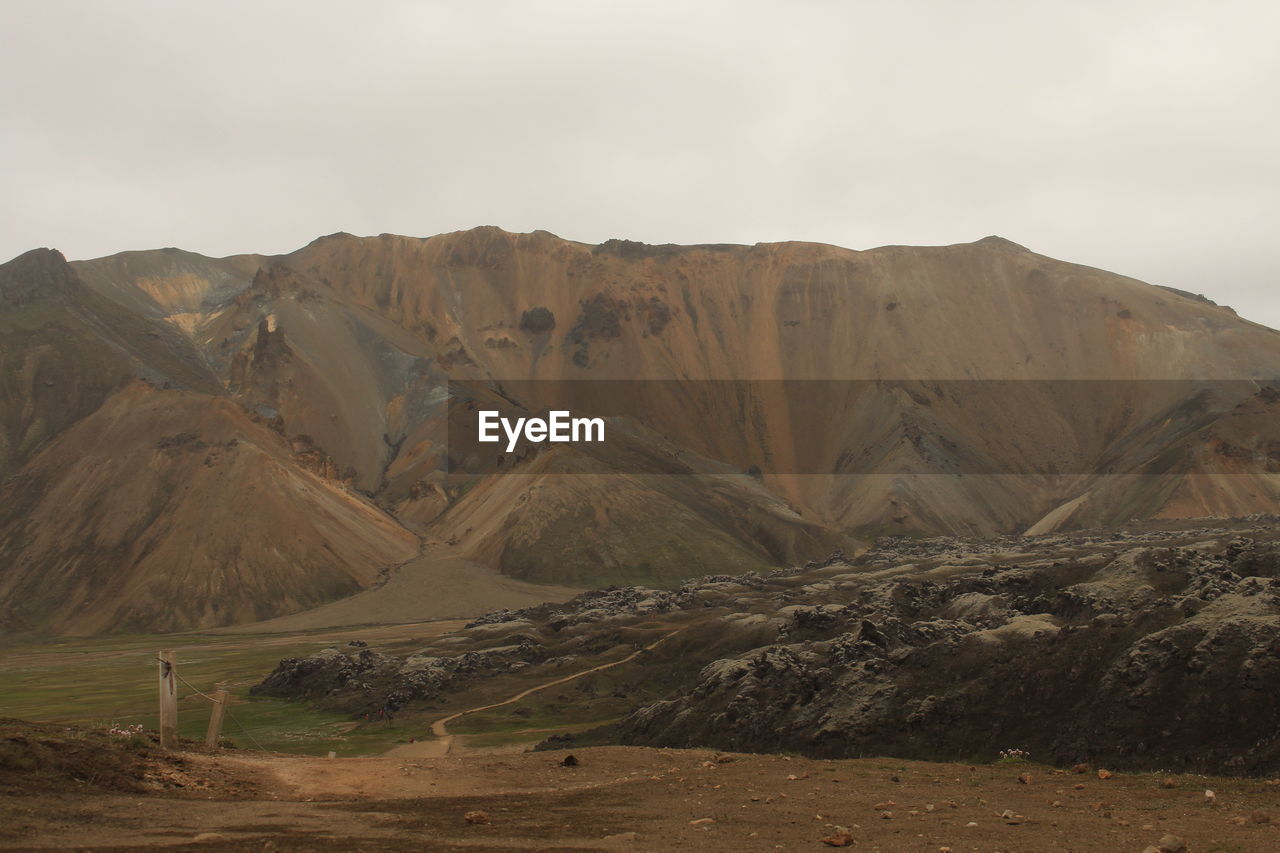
205,689,228,748
158,649,178,749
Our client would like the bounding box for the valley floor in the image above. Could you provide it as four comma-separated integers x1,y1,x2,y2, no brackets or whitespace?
3,744,1279,852
217,548,582,634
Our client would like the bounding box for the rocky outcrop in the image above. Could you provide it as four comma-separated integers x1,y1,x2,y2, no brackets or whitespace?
243,519,1280,775
469,569,787,632
0,249,77,308
618,528,1280,775
253,569,798,711
252,639,546,712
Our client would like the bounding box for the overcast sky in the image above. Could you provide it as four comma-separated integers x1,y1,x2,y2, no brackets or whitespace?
3,0,1278,328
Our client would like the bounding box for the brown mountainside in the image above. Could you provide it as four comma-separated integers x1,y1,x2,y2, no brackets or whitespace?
1,228,1277,634
0,382,417,634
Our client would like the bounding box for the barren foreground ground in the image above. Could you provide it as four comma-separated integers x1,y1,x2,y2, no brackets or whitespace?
3,739,1279,852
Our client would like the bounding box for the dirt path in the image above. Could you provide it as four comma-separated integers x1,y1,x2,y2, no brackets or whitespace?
386,629,683,758
9,745,1280,852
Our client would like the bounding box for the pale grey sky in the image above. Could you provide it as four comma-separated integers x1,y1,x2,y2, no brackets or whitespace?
3,0,1278,328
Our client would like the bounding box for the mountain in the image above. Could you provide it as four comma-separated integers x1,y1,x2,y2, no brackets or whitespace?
1,228,1278,635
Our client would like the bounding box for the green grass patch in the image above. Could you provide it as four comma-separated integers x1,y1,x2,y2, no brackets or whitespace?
0,626,450,756
446,650,675,744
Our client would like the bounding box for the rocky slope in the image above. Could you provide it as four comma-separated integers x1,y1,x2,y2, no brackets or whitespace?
616,522,1280,775
3,229,1280,633
252,518,1280,774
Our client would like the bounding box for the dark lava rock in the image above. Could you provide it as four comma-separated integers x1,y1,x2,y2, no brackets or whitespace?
252,641,545,712
518,306,556,334
619,528,1280,775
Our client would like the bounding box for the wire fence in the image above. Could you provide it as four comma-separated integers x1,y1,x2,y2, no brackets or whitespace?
159,655,267,751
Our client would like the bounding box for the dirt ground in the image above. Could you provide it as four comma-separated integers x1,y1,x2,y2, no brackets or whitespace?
223,550,580,634
3,741,1279,852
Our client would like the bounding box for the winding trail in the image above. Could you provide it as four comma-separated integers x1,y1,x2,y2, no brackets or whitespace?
386,628,683,758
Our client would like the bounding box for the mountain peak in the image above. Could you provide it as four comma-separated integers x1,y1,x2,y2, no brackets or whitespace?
0,247,77,308
973,235,1028,252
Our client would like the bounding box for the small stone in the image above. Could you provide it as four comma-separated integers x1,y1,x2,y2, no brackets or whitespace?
873,800,897,810
879,811,893,820
689,817,716,826
464,810,489,825
1072,763,1090,774
1074,783,1086,790
965,821,978,827
1160,777,1178,789
1157,834,1186,853
1204,789,1216,804
192,834,228,843
1228,815,1248,825
562,754,579,767
1051,800,1063,807
1097,769,1113,780
1018,772,1033,784
820,831,854,847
